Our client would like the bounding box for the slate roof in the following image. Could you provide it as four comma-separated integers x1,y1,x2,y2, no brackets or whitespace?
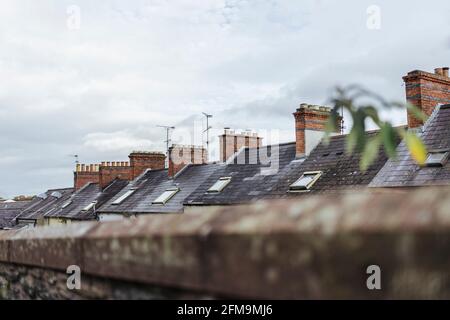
44,179,128,220
185,132,398,205
98,165,220,214
268,131,399,197
16,188,74,221
0,200,32,229
370,104,450,188
184,142,297,205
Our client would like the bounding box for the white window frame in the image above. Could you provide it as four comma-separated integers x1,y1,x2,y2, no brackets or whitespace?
207,177,232,193
289,171,322,192
82,201,97,212
152,187,180,205
425,151,449,167
112,189,137,205
61,200,72,209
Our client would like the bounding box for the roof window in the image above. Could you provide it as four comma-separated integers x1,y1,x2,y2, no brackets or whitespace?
289,171,322,192
152,187,180,205
112,189,137,205
207,177,232,193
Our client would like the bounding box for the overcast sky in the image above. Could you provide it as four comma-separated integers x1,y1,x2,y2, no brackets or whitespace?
0,0,449,198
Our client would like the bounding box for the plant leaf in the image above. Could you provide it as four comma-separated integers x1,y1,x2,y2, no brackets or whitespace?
405,131,427,165
406,103,428,122
360,135,381,172
381,123,398,159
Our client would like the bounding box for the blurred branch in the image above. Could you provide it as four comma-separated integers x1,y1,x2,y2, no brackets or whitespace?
325,86,429,171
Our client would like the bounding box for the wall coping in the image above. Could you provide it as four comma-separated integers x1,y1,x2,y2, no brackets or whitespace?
2,187,450,299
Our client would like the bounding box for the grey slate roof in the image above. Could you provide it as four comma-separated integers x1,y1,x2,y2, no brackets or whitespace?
45,179,128,220
16,188,74,221
0,201,32,229
75,129,397,215
268,131,399,197
370,104,450,188
184,142,297,205
98,165,220,214
185,132,397,205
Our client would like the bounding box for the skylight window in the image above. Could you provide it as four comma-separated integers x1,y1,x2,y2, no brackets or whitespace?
82,201,97,212
51,191,62,199
37,193,48,200
207,177,232,193
112,189,137,205
152,187,180,205
61,200,72,209
289,171,322,192
425,151,449,167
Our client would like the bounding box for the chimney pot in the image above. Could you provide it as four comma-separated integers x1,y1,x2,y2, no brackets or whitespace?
435,68,443,76
443,67,449,78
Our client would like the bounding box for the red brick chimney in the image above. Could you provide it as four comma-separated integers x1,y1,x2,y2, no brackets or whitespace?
219,129,263,163
293,104,342,158
74,151,166,190
129,151,166,179
168,145,207,178
74,164,100,190
403,67,450,128
98,161,132,189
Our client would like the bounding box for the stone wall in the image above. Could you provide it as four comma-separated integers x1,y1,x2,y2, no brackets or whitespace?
2,187,450,299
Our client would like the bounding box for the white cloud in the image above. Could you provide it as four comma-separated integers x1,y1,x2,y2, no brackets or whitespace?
0,0,449,197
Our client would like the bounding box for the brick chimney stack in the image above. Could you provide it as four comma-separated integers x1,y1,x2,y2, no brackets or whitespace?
74,151,166,190
403,67,450,128
168,145,207,178
293,104,342,158
74,164,100,190
219,129,263,163
129,151,166,179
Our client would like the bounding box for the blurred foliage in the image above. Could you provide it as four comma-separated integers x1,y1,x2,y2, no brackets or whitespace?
325,86,429,171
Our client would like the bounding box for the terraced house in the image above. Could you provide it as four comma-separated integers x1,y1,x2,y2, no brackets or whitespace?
1,66,449,229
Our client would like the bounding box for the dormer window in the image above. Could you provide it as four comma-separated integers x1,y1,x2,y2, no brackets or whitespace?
153,187,180,205
207,177,231,193
112,188,137,205
289,171,322,192
425,150,449,167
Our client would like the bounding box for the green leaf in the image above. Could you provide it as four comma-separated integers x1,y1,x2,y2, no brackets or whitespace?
360,135,381,172
381,123,398,159
405,131,428,165
406,103,428,122
346,128,358,155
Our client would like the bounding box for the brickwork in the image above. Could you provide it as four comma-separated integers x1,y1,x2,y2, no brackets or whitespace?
293,104,342,158
219,129,263,162
99,164,132,189
168,145,207,177
403,68,450,128
74,152,166,190
74,164,100,190
129,152,166,179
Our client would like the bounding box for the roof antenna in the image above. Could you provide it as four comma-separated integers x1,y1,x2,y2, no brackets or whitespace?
157,125,175,168
202,112,213,156
69,154,79,165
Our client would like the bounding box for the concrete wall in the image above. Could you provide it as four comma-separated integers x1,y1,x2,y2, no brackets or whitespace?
2,188,450,299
